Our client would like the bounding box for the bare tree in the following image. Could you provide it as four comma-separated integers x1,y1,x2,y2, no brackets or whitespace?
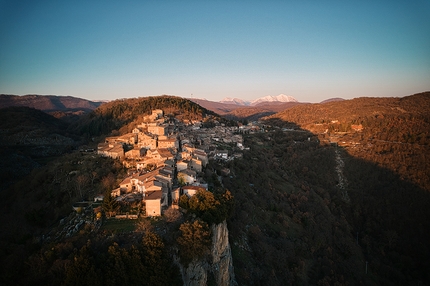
164,206,182,223
75,174,89,200
101,173,116,192
90,171,98,185
135,218,153,233
62,175,74,200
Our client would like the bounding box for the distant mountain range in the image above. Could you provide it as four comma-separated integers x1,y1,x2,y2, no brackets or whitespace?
189,94,305,121
320,97,345,104
189,97,302,121
220,94,298,106
0,93,346,122
0,94,103,112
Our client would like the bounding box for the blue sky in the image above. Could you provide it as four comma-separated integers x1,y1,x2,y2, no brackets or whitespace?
1,1,429,102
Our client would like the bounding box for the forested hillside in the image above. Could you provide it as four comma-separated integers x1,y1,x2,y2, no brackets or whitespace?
222,91,430,284
223,129,430,285
0,107,77,190
267,92,430,129
72,95,217,137
0,94,102,112
266,92,430,192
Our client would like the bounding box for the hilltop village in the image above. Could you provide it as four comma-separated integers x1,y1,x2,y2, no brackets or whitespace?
97,109,248,217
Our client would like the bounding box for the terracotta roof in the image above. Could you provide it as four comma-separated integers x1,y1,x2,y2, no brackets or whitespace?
179,168,197,177
146,191,162,200
119,177,131,185
157,148,173,158
193,150,207,156
158,138,176,142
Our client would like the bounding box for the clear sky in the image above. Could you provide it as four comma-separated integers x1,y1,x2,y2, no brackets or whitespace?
1,0,429,103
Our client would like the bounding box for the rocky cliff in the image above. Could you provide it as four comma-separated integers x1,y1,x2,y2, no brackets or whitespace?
179,220,237,286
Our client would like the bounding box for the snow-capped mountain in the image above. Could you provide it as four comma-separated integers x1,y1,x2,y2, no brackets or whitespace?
218,94,298,106
250,94,298,106
220,97,250,106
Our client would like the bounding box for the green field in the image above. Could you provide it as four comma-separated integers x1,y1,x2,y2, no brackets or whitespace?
101,219,137,232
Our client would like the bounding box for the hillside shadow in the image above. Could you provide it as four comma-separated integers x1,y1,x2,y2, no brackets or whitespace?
47,96,67,111
223,111,276,121
223,118,430,285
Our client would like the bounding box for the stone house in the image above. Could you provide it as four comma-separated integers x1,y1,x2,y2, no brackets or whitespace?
105,134,137,145
145,191,163,216
136,161,146,171
125,146,146,159
152,109,164,119
163,159,175,168
156,148,175,160
190,157,203,172
132,127,141,134
158,136,179,149
138,133,157,149
177,160,189,172
182,144,196,153
119,171,163,194
193,149,208,166
97,142,124,159
155,169,173,189
178,169,197,185
136,157,165,170
179,151,192,160
182,185,207,197
145,149,163,160
145,187,168,217
148,124,167,136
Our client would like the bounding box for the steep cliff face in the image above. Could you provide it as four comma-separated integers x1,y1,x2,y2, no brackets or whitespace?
179,220,236,286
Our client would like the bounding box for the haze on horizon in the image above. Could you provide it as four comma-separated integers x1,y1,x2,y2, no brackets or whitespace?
1,1,429,103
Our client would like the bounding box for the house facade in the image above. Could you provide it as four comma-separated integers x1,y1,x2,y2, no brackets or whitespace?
145,191,162,216
178,169,197,185
182,185,207,197
97,143,124,159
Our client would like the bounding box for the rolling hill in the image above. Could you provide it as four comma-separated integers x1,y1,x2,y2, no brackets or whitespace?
0,94,103,112
264,91,430,192
71,95,220,137
189,97,303,121
0,106,78,190
224,91,430,284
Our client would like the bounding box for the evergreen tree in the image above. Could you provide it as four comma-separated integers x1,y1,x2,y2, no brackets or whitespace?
177,220,211,265
102,191,119,218
63,244,100,286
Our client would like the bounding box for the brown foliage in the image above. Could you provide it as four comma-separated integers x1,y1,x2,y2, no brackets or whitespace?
164,207,182,223
177,220,211,265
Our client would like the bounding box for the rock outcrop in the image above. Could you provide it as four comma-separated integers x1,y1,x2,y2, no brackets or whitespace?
179,220,236,286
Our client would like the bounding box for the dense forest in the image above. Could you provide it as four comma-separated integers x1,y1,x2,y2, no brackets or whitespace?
266,92,430,192
0,106,78,190
221,128,430,285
